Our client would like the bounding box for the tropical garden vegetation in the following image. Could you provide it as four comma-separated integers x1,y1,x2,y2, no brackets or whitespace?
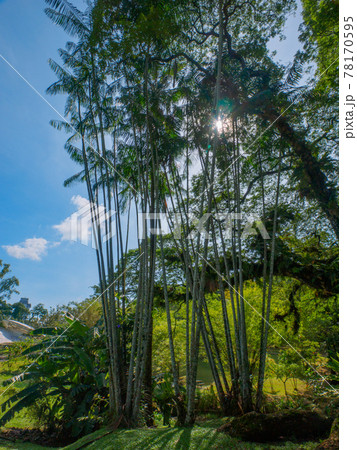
0,0,338,448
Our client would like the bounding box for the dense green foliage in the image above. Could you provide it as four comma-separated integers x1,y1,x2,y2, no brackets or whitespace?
0,318,108,437
0,261,19,320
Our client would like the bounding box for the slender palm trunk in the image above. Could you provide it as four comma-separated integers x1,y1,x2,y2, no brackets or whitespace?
256,148,282,409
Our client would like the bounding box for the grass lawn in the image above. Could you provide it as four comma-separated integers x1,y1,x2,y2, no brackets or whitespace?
62,419,318,450
264,377,306,396
0,440,54,450
0,419,320,449
197,360,306,397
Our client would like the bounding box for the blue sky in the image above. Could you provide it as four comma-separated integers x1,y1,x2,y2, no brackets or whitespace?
0,0,303,309
0,0,98,308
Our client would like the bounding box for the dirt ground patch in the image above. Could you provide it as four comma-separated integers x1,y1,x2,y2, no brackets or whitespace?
0,427,76,448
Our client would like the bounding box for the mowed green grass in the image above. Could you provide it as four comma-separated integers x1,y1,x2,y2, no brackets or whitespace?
197,361,307,396
264,377,307,396
62,419,317,450
0,441,54,450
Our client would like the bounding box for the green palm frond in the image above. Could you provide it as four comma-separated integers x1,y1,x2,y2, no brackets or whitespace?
49,119,74,133
284,58,304,89
0,384,64,427
45,0,89,37
64,170,86,187
31,327,63,336
64,316,89,336
2,371,34,386
20,339,67,356
0,382,46,426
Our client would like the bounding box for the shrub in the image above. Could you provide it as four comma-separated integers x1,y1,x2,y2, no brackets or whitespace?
196,385,220,413
0,317,108,438
153,373,176,426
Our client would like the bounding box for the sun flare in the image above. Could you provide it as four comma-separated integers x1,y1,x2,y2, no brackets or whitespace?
215,118,223,134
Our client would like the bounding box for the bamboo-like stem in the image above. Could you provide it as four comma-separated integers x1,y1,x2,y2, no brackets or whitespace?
256,147,282,410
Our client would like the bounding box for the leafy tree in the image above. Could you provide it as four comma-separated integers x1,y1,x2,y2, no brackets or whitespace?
299,0,338,91
29,303,49,328
43,0,338,426
0,299,12,320
11,302,30,322
0,260,19,302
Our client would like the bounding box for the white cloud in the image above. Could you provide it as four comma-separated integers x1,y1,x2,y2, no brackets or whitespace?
53,195,114,247
3,238,52,261
53,195,102,244
71,195,90,211
53,195,91,242
53,216,75,242
2,196,94,261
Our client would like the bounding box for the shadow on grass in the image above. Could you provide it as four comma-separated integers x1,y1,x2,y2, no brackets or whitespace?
122,424,220,450
136,428,185,449
60,421,319,450
174,428,194,449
